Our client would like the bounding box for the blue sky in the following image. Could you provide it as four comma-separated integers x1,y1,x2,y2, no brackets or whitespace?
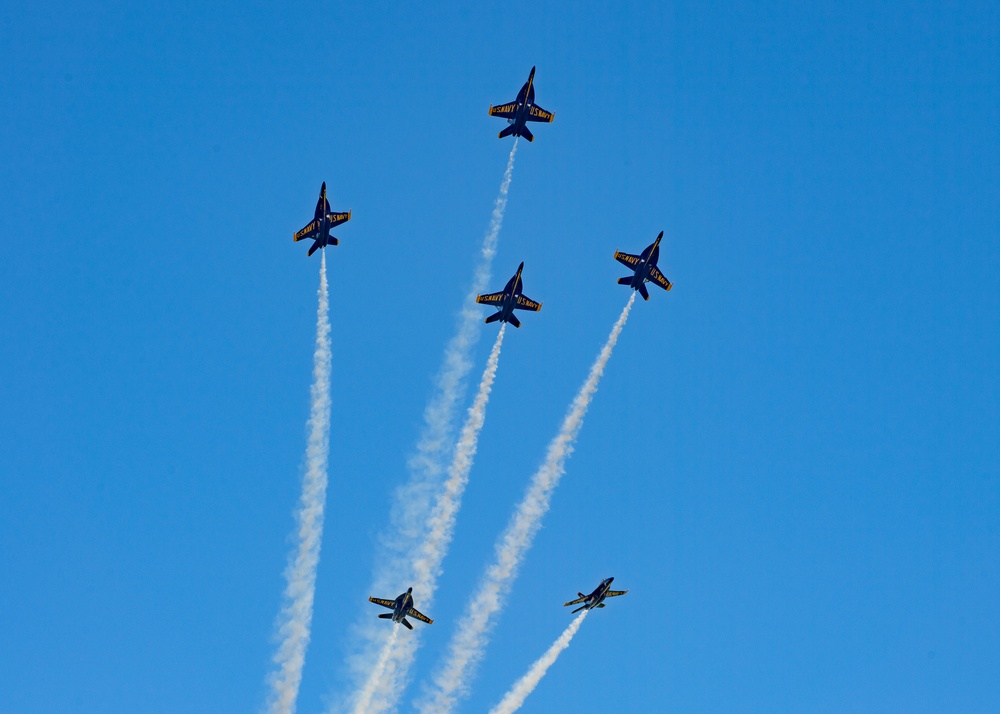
1,1,997,712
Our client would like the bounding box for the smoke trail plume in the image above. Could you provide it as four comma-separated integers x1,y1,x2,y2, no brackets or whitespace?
355,326,507,711
489,612,588,714
265,253,333,714
337,142,519,714
352,627,400,714
420,294,637,714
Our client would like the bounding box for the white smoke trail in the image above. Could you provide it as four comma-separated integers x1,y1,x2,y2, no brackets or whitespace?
265,252,333,714
337,142,519,714
419,294,637,714
489,612,588,714
353,627,400,714
356,326,507,711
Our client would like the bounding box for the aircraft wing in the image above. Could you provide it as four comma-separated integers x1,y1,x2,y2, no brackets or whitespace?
368,597,396,610
647,266,673,291
476,291,506,306
407,607,433,625
614,250,641,269
489,102,519,119
605,589,629,598
294,219,322,242
326,210,351,228
563,596,588,607
515,294,542,311
526,104,555,123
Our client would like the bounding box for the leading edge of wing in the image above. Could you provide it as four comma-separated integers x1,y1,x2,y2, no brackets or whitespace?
563,596,587,607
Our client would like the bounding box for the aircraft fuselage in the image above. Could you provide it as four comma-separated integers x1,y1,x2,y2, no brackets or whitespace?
391,589,414,624
629,241,660,289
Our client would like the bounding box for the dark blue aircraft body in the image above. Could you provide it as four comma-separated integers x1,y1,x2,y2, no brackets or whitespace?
293,182,351,257
563,577,629,614
368,587,433,630
476,262,542,328
488,66,555,142
614,231,674,300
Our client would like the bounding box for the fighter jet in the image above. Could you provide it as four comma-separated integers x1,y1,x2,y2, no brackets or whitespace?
368,587,433,630
476,262,542,328
293,182,351,257
563,577,629,614
614,231,673,300
488,66,555,142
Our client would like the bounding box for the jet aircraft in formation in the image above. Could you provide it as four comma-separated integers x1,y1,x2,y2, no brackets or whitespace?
563,577,629,613
293,182,352,257
293,66,664,635
488,66,555,142
476,262,542,328
368,587,434,630
614,231,674,300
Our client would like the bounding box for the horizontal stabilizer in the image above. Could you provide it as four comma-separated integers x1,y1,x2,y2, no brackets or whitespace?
572,605,587,614
307,241,321,257
484,312,503,324
498,125,516,140
378,613,393,619
596,603,606,608
508,314,521,329
401,618,414,630
522,126,534,142
617,277,632,285
638,283,650,301
328,236,339,246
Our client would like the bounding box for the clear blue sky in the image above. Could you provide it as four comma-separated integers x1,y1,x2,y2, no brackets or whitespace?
1,1,997,712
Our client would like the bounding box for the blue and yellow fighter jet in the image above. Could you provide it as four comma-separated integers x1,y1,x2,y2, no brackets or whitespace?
293,182,351,257
563,577,629,614
488,66,555,142
614,231,674,300
476,262,542,328
368,587,433,630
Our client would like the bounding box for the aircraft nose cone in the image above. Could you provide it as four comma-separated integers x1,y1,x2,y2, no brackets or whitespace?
407,587,412,593
608,577,614,583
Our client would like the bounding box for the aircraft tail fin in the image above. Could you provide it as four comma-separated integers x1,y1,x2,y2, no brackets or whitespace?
638,283,650,301
401,618,414,630
484,312,503,324
377,613,393,619
578,592,586,598
507,314,521,329
596,603,606,608
617,277,632,285
498,125,516,139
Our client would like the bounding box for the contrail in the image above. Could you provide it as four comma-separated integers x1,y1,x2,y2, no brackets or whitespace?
488,611,589,714
356,326,508,711
265,252,333,714
352,627,400,714
419,293,637,714
337,142,518,714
